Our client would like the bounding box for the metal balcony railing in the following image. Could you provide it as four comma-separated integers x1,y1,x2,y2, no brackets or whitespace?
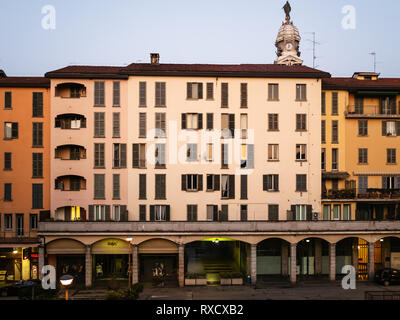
323,188,400,200
346,105,400,117
0,231,39,243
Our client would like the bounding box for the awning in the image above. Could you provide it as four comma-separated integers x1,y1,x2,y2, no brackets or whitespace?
357,91,398,96
322,171,350,180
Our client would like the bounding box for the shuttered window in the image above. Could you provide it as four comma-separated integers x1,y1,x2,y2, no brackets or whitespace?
181,113,203,130
155,143,166,168
268,114,279,131
4,92,11,109
240,175,247,199
358,176,368,194
113,143,127,168
263,174,279,191
32,123,43,147
32,153,43,178
206,83,214,100
139,113,146,138
331,92,338,115
4,152,11,170
94,81,105,106
268,205,279,221
32,184,43,209
113,81,120,106
268,144,279,161
358,120,368,136
296,174,307,192
94,112,105,137
296,114,307,131
321,148,326,170
240,83,247,108
221,175,235,199
150,205,170,221
94,174,105,199
155,113,166,138
94,143,105,168
220,205,229,221
113,174,120,199
332,120,338,143
139,174,146,199
155,82,166,107
181,174,203,192
4,183,12,201
155,174,166,199
4,122,18,139
268,84,279,101
32,92,43,117
296,144,307,161
296,84,307,101
240,205,247,221
321,120,326,143
321,92,326,115
139,82,146,107
221,83,228,107
358,148,368,164
187,205,198,221
187,83,203,99
113,112,120,138
139,205,146,221
206,205,218,221
387,148,396,164
221,143,229,168
206,113,213,130
132,143,146,168
332,148,338,170
186,144,198,162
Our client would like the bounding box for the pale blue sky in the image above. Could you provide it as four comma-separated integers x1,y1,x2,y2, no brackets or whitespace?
0,0,398,77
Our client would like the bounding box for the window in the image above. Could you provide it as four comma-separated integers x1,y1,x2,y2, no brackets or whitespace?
112,112,120,138
268,144,279,161
321,120,326,143
296,84,307,101
113,81,120,106
207,205,218,221
151,205,169,221
355,97,364,114
221,175,235,199
332,148,338,170
206,174,220,191
387,149,396,164
155,174,166,199
30,214,38,230
32,184,43,209
382,176,398,190
206,143,213,162
268,114,279,131
220,205,229,221
240,144,254,169
296,174,307,192
139,205,146,221
323,205,331,220
332,179,339,191
181,113,203,130
139,113,146,138
94,174,105,199
268,205,279,221
155,143,166,168
139,82,146,107
206,83,214,100
221,83,228,107
5,214,12,230
295,205,307,221
332,120,338,143
240,114,248,138
263,175,279,191
4,92,11,109
139,174,146,199
94,112,105,138
187,82,203,100
296,114,306,131
113,205,121,221
240,175,247,199
296,144,307,161
4,183,12,201
358,120,368,136
187,205,198,221
132,143,146,168
94,205,106,221
321,148,326,170
221,143,229,168
94,143,105,168
382,121,400,136
240,83,247,107
32,153,43,178
181,174,202,192
32,92,43,117
358,148,368,164
32,123,43,147
94,81,105,106
186,144,198,162
268,84,279,101
358,176,368,194
155,82,166,107
321,92,326,115
221,113,235,138
331,92,338,115
4,122,18,139
113,143,127,168
113,174,120,199
155,113,166,138
343,204,351,220
4,152,11,170
333,204,341,220
240,205,248,221
206,113,213,130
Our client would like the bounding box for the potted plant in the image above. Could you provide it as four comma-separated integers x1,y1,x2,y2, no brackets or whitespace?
195,273,207,286
184,273,196,286
231,272,244,285
219,272,231,285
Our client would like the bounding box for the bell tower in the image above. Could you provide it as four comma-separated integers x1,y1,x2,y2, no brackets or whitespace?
274,1,303,66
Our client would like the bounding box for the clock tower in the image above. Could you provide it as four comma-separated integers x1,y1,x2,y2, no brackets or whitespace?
274,2,303,66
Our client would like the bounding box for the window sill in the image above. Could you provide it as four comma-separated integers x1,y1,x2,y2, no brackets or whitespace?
94,167,106,169
357,135,369,137
93,105,105,107
32,146,44,148
265,190,279,192
357,163,368,165
268,159,279,162
112,105,120,108
295,159,307,162
93,136,106,139
112,136,121,139
139,105,147,108
155,105,166,108
295,190,307,193
295,100,307,102
386,163,397,165
155,166,167,169
186,98,202,101
32,176,43,179
93,198,105,200
267,129,279,132
3,168,12,171
295,130,307,133
155,198,166,200
267,99,280,102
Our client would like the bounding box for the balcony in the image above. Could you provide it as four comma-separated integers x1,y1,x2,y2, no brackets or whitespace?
55,145,86,160
55,82,87,98
345,104,400,118
0,231,39,244
55,175,86,192
55,114,86,130
54,206,87,222
323,188,400,201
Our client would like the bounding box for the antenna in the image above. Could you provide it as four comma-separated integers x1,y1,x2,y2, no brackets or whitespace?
370,52,376,73
305,32,320,68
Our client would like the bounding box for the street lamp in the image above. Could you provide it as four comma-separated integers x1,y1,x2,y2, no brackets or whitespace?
60,274,74,300
126,238,133,290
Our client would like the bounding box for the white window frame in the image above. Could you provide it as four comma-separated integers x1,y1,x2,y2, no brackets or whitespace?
94,205,105,221
296,144,307,161
268,144,279,161
295,205,307,221
155,205,167,221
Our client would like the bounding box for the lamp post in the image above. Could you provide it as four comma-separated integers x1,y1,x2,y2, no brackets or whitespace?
126,237,133,291
60,275,74,300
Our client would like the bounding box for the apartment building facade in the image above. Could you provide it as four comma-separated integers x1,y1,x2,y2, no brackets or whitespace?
0,71,50,281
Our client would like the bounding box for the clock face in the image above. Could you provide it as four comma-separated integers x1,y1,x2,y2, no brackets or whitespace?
286,43,293,50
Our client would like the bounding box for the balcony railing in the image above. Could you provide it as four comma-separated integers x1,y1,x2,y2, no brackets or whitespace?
323,188,400,200
0,231,39,243
345,105,400,118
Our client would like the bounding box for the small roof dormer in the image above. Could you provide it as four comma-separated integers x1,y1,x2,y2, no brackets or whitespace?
0,70,6,78
352,72,380,80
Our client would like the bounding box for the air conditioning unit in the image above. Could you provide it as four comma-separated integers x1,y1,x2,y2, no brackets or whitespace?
313,212,319,221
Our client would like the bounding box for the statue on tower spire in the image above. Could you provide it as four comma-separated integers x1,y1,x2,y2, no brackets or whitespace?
283,1,291,22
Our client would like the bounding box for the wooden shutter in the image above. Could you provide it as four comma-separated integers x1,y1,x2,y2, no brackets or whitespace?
139,82,146,107
395,177,400,189
197,175,203,191
221,83,228,107
247,144,254,169
229,114,235,137
113,174,120,199
132,144,139,168
228,175,235,199
207,113,213,130
241,83,247,107
241,175,247,199
166,205,170,221
263,175,267,191
289,205,296,221
382,121,387,136
139,205,146,221
120,205,128,221
181,174,187,191
89,205,94,221
139,113,146,137
382,176,388,189
150,205,155,221
206,83,213,99
274,175,279,191
120,144,127,168
11,123,18,139
213,205,218,221
161,82,166,106
105,205,111,221
181,114,187,129
5,92,11,109
198,83,203,99
221,205,228,221
187,83,192,99
197,113,203,129
139,174,146,199
396,122,400,136
306,205,313,221
214,175,220,191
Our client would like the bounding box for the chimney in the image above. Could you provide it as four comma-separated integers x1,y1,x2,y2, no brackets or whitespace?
150,53,160,64
0,69,6,78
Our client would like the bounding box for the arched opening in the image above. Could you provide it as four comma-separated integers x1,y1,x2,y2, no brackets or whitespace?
184,238,249,285
55,113,86,129
55,144,86,160
55,175,86,191
55,206,87,221
55,82,86,98
336,237,369,280
256,238,290,283
374,237,400,271
296,237,330,280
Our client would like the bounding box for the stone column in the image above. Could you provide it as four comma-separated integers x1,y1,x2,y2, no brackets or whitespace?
132,244,138,284
178,244,184,287
281,243,289,277
329,243,336,281
38,245,45,280
368,242,375,281
315,239,322,275
250,244,257,285
85,245,92,288
290,243,297,284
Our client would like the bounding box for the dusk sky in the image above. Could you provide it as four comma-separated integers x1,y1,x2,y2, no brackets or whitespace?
0,0,398,77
